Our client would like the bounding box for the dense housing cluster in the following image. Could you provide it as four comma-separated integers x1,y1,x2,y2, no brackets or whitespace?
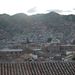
0,43,75,62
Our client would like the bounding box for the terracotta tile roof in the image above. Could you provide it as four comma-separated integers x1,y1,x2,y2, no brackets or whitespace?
0,61,75,75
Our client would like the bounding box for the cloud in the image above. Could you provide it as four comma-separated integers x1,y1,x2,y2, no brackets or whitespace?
62,10,72,12
46,9,72,13
27,7,37,13
73,8,75,10
54,10,63,13
46,9,63,13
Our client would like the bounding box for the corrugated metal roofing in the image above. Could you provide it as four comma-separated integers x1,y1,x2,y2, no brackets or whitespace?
0,61,75,75
0,48,23,52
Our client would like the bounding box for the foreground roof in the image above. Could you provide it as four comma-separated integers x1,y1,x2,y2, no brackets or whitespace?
0,61,75,75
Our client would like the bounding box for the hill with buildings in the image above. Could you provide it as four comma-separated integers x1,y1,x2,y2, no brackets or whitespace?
0,12,75,48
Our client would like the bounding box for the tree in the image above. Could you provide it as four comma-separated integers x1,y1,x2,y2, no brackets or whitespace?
72,39,75,44
72,57,75,60
26,37,30,43
47,37,52,43
72,55,75,60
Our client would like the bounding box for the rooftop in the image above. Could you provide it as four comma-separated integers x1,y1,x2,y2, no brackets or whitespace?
0,61,75,75
0,48,23,52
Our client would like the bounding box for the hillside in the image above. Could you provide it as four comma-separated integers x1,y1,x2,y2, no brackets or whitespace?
0,12,75,48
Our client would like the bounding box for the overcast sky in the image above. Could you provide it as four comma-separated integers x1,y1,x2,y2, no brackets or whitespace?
0,0,75,15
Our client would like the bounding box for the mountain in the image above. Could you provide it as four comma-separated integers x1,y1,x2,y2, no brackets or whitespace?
0,12,75,48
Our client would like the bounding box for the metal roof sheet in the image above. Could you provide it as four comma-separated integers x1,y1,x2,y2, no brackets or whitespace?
0,61,75,75
0,48,23,52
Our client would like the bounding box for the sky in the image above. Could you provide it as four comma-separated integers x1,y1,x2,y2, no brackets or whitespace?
0,0,75,15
